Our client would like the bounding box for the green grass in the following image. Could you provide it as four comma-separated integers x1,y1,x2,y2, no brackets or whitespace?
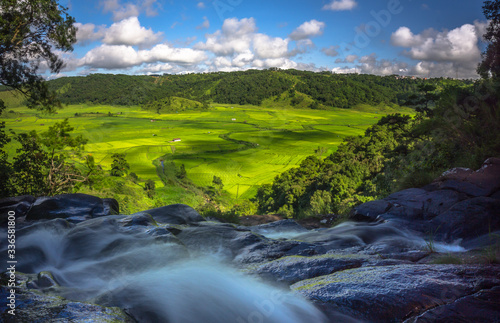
2,102,414,201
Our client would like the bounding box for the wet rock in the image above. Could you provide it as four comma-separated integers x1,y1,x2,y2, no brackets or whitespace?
119,213,157,227
248,219,308,239
291,264,500,323
407,286,500,322
26,271,59,290
350,199,391,221
176,222,264,260
139,203,205,224
295,221,425,254
0,195,35,225
250,254,365,284
352,189,464,223
431,197,500,242
26,194,117,221
236,238,325,264
0,274,135,323
102,198,120,215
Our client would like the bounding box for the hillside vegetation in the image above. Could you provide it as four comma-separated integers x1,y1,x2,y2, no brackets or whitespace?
43,69,464,109
1,69,489,219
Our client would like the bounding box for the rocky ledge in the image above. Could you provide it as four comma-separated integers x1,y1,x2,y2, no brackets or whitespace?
0,159,499,322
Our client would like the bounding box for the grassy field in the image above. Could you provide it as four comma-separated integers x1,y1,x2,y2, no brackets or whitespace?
2,103,413,199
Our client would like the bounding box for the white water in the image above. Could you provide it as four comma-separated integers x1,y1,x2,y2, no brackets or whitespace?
13,224,328,323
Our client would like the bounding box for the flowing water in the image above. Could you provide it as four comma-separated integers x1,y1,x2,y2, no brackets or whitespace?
2,216,468,322
7,218,328,323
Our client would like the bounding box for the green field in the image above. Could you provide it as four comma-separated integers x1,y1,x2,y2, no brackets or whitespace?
2,103,413,199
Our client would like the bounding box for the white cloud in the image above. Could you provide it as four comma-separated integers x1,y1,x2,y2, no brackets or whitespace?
390,22,487,78
322,0,357,11
74,23,105,45
391,23,483,63
195,18,257,56
79,43,208,70
222,17,258,37
102,17,163,47
197,2,206,9
289,20,325,40
232,51,255,67
253,34,289,59
80,44,141,69
196,16,210,30
140,44,208,65
252,58,298,70
139,63,173,74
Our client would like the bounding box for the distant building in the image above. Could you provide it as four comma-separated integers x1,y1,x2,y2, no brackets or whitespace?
232,118,236,121
172,138,181,142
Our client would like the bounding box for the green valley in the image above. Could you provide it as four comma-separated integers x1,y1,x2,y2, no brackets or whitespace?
2,101,412,207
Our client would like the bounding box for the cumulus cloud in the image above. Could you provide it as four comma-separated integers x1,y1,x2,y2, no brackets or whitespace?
289,20,325,40
195,18,257,56
332,53,408,76
102,17,163,47
390,22,487,78
74,23,105,45
79,43,207,70
138,63,173,74
391,23,484,62
253,34,290,59
322,0,357,11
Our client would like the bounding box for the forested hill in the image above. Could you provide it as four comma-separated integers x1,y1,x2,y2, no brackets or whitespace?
46,69,469,109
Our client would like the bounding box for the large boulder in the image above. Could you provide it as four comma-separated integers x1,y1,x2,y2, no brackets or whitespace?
0,195,36,225
137,204,205,224
428,157,500,197
25,194,119,221
408,286,500,322
351,189,465,222
431,196,500,242
0,273,135,323
250,254,366,285
292,264,500,323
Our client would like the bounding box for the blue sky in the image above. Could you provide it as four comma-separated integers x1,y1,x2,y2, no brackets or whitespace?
54,0,488,78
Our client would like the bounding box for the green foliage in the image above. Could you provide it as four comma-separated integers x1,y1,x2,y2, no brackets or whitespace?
44,70,443,110
0,119,89,196
144,179,155,199
255,114,416,218
212,175,223,191
0,0,76,112
478,0,500,79
110,153,130,177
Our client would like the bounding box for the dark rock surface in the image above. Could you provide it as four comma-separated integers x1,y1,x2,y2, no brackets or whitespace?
138,203,206,224
1,159,499,322
0,194,119,224
291,264,500,323
351,159,500,247
406,286,500,322
0,273,134,322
